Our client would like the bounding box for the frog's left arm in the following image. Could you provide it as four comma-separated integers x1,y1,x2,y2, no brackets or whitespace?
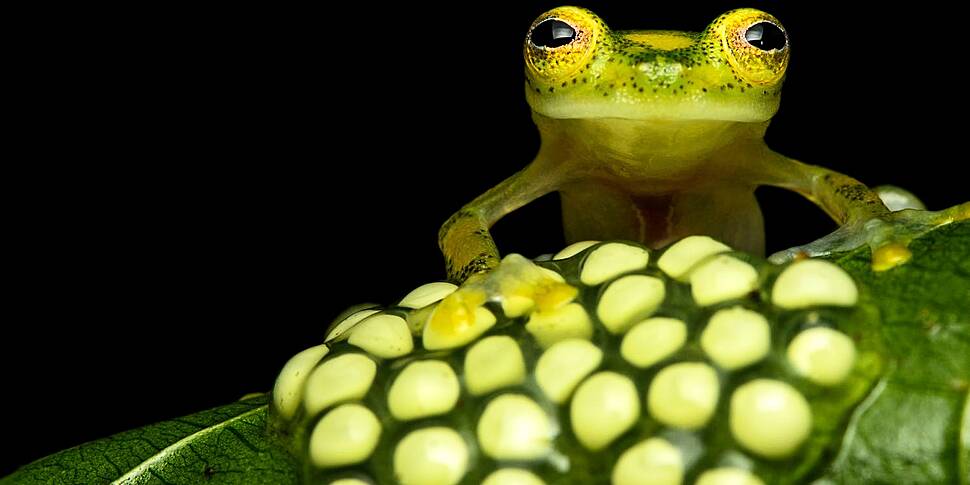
438,159,560,283
754,149,970,269
758,153,890,224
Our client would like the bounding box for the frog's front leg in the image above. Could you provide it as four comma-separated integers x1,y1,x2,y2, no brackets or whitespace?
759,153,969,270
439,163,559,283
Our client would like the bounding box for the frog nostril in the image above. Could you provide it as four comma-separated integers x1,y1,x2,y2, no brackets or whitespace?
531,19,577,48
744,22,786,51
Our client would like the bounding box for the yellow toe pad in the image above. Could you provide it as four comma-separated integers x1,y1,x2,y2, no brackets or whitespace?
872,243,912,272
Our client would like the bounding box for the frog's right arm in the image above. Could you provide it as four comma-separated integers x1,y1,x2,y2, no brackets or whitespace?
439,162,558,283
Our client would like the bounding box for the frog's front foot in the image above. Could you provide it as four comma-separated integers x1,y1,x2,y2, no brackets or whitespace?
769,202,970,271
425,254,578,348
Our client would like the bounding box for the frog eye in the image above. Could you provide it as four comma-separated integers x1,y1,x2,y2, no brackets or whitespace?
744,22,786,51
530,19,577,48
524,7,605,85
709,8,789,86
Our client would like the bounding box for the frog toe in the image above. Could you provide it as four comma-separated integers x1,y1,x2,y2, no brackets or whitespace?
880,202,969,241
871,243,912,271
767,247,809,265
940,201,970,223
770,222,868,266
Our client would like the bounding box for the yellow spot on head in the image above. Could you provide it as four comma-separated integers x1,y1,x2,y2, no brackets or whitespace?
624,32,694,50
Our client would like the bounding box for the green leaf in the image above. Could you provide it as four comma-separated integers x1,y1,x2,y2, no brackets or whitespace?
826,221,970,484
2,395,298,485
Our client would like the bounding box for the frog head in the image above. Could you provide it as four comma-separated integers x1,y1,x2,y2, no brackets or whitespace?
524,7,790,123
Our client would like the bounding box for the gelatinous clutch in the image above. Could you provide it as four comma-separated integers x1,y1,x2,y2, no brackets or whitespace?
270,236,883,485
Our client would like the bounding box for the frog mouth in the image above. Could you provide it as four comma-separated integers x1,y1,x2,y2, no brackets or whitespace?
525,90,779,123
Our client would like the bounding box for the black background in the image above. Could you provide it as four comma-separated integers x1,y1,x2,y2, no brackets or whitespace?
4,1,965,476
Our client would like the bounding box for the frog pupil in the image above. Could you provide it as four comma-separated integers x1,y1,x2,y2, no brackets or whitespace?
531,19,576,48
744,22,786,51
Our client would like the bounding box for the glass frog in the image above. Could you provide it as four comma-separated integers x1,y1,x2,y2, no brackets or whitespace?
438,6,969,283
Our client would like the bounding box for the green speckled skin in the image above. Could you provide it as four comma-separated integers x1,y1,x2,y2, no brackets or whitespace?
439,7,969,283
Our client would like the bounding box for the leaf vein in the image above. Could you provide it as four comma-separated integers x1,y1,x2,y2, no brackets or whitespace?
225,427,260,454
110,405,266,485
